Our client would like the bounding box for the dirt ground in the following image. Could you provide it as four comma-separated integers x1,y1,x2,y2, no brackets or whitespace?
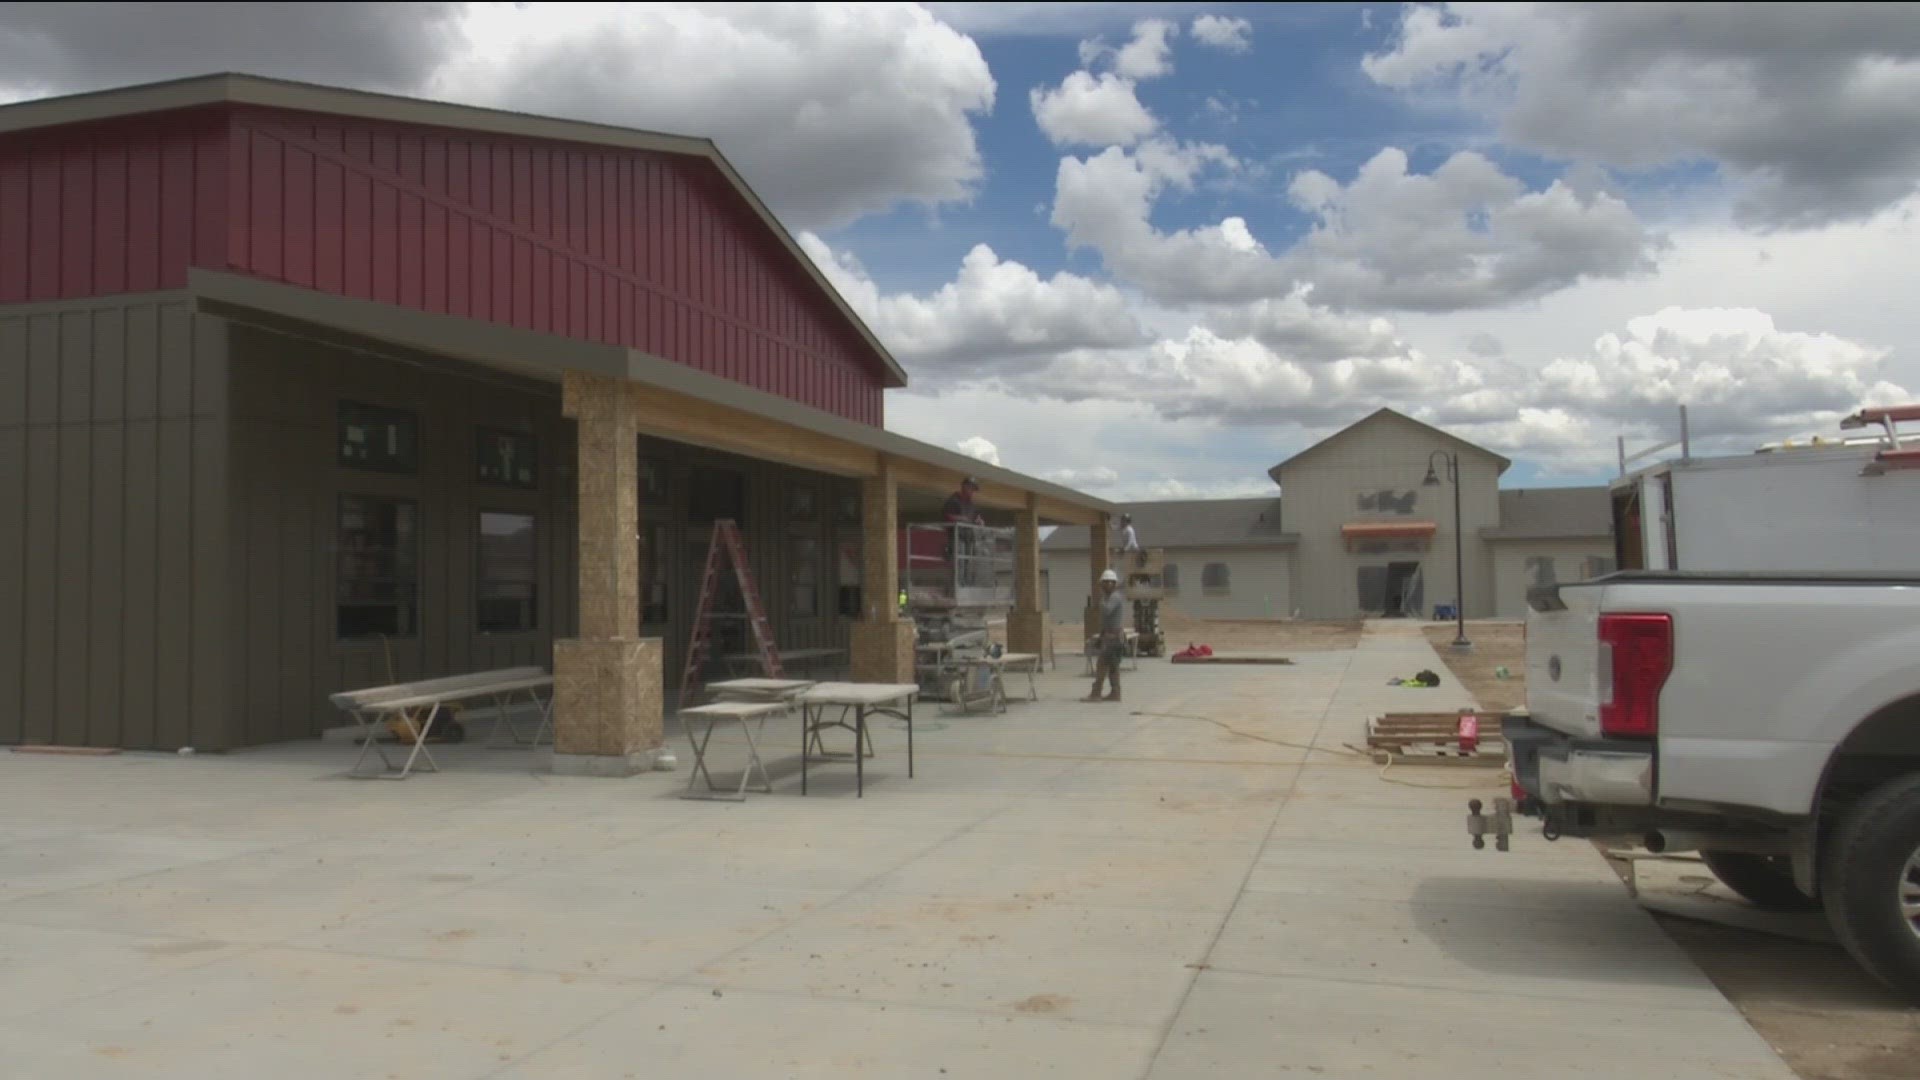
1415,620,1920,1080
1421,621,1526,713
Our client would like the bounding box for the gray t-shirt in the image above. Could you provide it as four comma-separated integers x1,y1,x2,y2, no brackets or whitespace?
1100,589,1126,638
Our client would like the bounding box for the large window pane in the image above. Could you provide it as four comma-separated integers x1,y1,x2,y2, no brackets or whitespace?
338,402,418,474
641,524,669,626
478,511,537,633
337,496,420,640
476,428,538,489
791,537,820,618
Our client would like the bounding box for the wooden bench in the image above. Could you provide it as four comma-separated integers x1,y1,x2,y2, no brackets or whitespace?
329,666,555,779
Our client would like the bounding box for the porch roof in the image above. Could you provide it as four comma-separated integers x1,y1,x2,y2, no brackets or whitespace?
189,269,1115,526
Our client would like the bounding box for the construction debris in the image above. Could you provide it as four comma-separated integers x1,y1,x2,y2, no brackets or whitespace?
1366,711,1506,766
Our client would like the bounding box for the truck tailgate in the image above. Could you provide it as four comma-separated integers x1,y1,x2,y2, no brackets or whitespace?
1525,582,1604,739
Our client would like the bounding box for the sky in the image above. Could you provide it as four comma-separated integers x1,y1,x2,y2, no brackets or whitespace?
4,2,1918,499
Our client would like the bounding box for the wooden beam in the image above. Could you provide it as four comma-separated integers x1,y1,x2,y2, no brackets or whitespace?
1034,496,1104,527
625,383,879,477
889,456,1046,515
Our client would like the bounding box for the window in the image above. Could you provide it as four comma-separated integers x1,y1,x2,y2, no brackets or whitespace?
477,511,537,632
1162,563,1181,595
338,402,418,474
788,485,818,522
640,524,669,625
640,458,670,507
1202,562,1230,596
837,539,862,618
1526,556,1558,587
476,429,538,489
336,496,420,640
791,537,820,617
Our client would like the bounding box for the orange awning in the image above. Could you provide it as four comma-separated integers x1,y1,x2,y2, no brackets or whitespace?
1341,521,1438,540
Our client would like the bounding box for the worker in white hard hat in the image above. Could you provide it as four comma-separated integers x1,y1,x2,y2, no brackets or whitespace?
1084,568,1127,703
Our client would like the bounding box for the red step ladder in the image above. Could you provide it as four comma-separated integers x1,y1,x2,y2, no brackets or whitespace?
678,519,784,704
1841,404,1920,473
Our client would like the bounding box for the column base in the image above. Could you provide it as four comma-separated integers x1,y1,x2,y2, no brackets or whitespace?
850,618,916,684
1008,609,1046,655
552,637,662,772
551,748,666,778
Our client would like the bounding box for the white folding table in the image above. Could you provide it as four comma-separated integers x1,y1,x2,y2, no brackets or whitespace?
707,677,815,703
329,667,555,780
998,652,1042,702
677,699,792,801
795,682,919,797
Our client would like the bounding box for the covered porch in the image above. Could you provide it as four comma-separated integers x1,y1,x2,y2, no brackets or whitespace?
191,269,1114,775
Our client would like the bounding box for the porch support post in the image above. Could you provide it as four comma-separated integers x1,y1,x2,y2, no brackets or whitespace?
850,457,914,683
1008,494,1045,655
1083,517,1110,643
552,372,662,776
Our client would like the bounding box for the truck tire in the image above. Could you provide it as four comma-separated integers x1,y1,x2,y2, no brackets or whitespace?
1701,852,1818,911
1822,773,1920,1000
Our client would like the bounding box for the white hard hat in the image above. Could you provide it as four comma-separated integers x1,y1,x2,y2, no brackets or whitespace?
1100,569,1119,583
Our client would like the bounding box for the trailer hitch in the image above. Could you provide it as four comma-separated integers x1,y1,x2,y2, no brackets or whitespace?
1466,797,1513,851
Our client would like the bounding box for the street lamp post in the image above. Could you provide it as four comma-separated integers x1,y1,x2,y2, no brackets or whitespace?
1423,451,1472,652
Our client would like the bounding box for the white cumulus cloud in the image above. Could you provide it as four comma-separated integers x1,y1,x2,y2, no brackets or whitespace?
1190,14,1252,52
1052,142,1659,310
798,234,1146,378
430,3,998,231
1030,70,1159,147
1113,18,1179,79
956,436,1003,466
1363,2,1920,228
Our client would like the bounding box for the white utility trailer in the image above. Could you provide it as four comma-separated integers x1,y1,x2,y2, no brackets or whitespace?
1612,405,1920,573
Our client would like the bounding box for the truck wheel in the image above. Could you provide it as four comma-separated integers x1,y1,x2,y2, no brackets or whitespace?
1822,773,1920,1000
1701,852,1818,911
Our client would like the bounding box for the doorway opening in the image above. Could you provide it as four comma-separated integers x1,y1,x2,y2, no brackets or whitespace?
1385,562,1423,618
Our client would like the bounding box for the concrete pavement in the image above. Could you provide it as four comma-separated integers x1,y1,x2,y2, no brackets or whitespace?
0,624,1794,1078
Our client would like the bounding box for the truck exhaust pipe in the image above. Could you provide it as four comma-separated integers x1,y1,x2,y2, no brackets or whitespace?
1643,829,1790,856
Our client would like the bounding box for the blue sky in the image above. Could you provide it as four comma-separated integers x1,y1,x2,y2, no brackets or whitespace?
5,2,1917,500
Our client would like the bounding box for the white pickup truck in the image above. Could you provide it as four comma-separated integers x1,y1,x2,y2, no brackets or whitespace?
1501,571,1920,998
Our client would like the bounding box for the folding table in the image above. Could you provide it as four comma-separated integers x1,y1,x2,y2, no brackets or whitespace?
328,667,555,780
794,682,919,797
677,699,791,801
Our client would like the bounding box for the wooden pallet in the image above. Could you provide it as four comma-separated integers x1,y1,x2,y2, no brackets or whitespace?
1366,711,1507,765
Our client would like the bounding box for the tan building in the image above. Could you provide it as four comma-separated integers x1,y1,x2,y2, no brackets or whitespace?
1044,409,1612,622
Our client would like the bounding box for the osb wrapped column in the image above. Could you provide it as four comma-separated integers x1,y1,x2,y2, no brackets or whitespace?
1083,518,1111,643
851,459,914,683
553,372,660,776
1008,496,1045,655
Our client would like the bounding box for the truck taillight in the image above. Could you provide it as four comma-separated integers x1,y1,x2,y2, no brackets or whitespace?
1598,613,1672,738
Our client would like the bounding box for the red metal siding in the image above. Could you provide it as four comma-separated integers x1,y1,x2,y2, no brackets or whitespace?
0,104,889,425
226,110,888,424
0,111,230,305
